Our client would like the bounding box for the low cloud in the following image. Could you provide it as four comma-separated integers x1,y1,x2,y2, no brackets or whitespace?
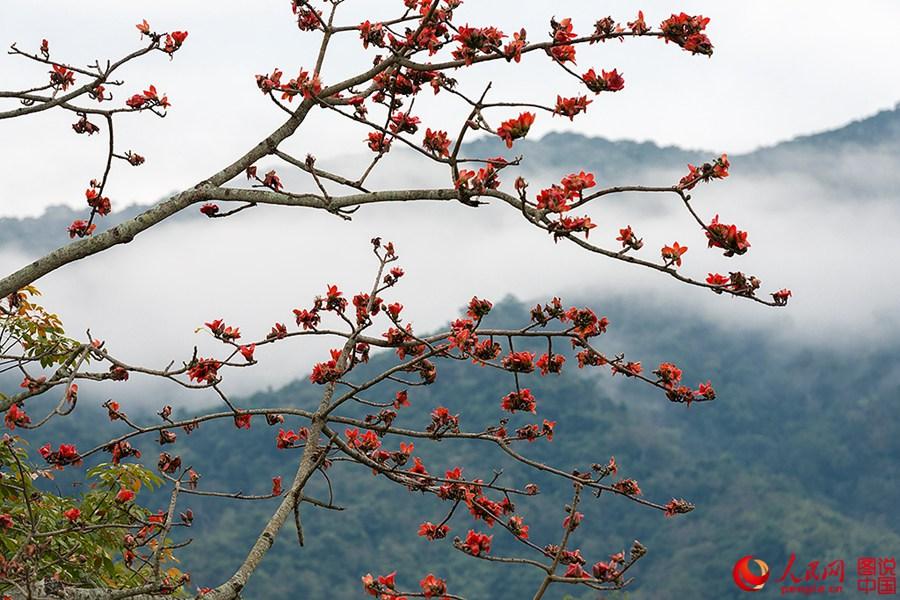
1,145,898,412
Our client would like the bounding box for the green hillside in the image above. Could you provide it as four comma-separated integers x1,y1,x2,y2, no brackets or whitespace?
22,297,900,599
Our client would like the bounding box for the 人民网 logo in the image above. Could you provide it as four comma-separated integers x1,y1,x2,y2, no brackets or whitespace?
733,555,771,592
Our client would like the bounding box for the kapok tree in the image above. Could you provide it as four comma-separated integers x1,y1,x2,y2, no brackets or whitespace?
0,3,791,599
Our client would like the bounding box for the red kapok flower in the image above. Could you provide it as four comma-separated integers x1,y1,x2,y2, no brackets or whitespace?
496,112,535,148
5,404,31,430
239,344,256,361
67,220,96,239
661,242,688,267
664,497,695,517
772,288,792,306
612,478,642,496
501,389,537,414
554,95,592,120
420,574,447,598
464,530,492,556
583,68,625,93
418,522,450,541
115,488,136,503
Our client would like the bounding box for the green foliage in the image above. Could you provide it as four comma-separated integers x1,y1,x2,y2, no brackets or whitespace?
0,437,173,594
2,286,81,370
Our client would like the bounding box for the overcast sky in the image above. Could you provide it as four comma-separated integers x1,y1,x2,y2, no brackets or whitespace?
2,2,900,409
2,1,900,217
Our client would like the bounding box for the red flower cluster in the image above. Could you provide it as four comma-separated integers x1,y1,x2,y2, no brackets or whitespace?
163,30,189,55
660,13,713,56
5,404,31,429
358,20,385,49
239,344,255,361
126,85,170,110
592,552,625,582
452,25,505,65
705,214,750,256
418,522,450,541
536,171,596,214
85,186,110,215
501,350,535,373
293,308,321,330
772,288,792,306
679,154,729,190
664,497,695,517
706,272,770,301
661,242,688,267
293,4,322,31
582,68,625,93
628,11,650,35
72,115,100,135
427,406,459,436
616,225,643,250
205,318,241,341
501,388,537,414
39,443,82,467
496,112,535,148
654,362,683,387
463,530,492,556
455,164,500,195
508,515,529,539
366,132,391,153
67,219,96,239
466,296,493,319
611,361,642,377
562,306,608,338
612,478,642,496
390,112,421,135
310,349,344,384
276,428,301,449
106,440,141,464
547,216,597,241
422,128,450,158
187,358,221,384
158,452,182,474
362,571,401,598
503,29,527,62
464,338,497,365
419,574,447,599
554,95,592,120
49,64,75,91
536,353,565,375
549,18,577,64
255,68,283,94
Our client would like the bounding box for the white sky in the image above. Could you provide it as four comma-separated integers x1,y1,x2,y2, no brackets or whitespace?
2,1,900,217
2,2,900,411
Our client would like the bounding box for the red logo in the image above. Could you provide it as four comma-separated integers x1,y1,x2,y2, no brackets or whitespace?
734,555,771,592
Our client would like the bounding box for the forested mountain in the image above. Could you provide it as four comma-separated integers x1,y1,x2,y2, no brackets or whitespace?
4,104,900,598
20,296,900,599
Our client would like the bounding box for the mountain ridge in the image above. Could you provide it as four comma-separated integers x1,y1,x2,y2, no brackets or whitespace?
1,102,898,255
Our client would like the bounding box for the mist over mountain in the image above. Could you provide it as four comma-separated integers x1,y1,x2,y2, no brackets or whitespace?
3,102,899,253
3,105,900,598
